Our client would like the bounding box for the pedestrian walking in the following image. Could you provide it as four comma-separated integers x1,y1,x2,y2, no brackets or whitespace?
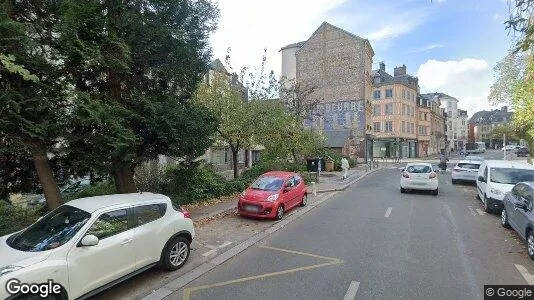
341,157,349,180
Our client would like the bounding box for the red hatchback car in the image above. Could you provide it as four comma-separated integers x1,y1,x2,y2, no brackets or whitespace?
238,171,308,220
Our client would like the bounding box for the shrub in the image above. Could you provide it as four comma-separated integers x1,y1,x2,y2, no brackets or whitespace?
63,181,117,201
0,202,41,236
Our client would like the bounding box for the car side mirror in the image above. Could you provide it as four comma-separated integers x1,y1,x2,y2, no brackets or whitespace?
283,186,293,193
477,176,486,183
80,234,99,247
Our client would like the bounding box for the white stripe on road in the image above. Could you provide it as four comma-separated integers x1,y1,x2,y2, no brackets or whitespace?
342,281,360,300
475,208,485,216
202,241,233,257
384,207,393,218
515,264,534,285
462,188,470,193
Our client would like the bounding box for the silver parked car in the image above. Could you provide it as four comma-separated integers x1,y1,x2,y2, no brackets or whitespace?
501,182,534,260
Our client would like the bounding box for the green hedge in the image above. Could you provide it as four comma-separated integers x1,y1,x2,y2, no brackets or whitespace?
0,202,41,237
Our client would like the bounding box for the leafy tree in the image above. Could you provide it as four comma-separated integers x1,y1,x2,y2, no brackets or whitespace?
511,55,534,149
279,77,321,122
0,1,67,210
193,71,254,179
489,51,527,106
504,0,534,52
58,0,219,192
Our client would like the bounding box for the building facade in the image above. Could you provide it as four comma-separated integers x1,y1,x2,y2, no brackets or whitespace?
469,106,513,148
280,22,374,161
371,63,419,158
420,93,446,155
435,94,468,151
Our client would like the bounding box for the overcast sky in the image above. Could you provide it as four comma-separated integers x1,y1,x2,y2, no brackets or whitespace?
209,0,516,116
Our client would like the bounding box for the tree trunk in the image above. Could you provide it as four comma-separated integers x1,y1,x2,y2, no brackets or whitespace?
230,145,239,179
31,145,62,211
112,159,137,193
244,149,250,168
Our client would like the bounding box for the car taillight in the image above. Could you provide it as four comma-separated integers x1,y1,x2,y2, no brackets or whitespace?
429,172,437,179
178,206,191,219
402,172,410,178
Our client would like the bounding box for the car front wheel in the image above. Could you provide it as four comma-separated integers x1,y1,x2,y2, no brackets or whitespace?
433,188,438,196
528,231,534,260
501,207,511,229
483,195,492,213
276,205,284,220
161,236,190,271
300,194,307,207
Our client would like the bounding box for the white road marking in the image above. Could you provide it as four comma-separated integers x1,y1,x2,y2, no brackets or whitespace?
202,241,233,257
475,208,485,216
468,206,477,216
384,207,393,218
342,281,360,300
462,188,470,192
515,264,534,285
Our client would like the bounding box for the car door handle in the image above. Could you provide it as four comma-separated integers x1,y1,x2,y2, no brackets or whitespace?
120,238,133,245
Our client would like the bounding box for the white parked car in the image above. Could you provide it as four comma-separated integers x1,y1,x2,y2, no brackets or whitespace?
451,160,482,184
0,193,194,300
476,160,534,213
502,145,516,151
400,163,439,195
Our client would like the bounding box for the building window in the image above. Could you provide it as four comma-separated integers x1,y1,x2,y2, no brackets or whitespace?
424,113,428,121
402,121,406,133
462,119,465,125
385,89,393,98
373,122,381,132
373,105,381,116
373,90,381,100
402,90,406,99
385,103,394,115
385,121,393,132
402,104,406,115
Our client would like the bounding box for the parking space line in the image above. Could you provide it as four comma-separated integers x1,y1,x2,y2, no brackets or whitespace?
515,264,534,285
384,207,393,218
475,208,485,216
183,246,342,300
343,281,360,300
202,241,233,257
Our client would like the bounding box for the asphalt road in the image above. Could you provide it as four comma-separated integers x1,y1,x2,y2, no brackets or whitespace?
168,150,534,300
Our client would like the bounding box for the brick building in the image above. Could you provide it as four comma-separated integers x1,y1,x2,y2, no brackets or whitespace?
280,22,374,161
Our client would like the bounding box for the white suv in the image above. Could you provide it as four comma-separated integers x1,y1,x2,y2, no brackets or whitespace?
477,160,534,213
0,193,194,300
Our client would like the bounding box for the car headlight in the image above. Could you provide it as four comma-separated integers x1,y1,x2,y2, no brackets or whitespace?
0,265,23,277
266,194,279,202
490,188,503,195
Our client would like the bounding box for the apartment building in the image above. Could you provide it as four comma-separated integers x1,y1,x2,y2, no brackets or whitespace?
280,22,375,161
371,63,419,158
420,93,446,155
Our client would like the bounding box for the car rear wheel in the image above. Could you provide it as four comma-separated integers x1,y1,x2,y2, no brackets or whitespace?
300,194,307,207
161,236,190,271
501,207,511,229
276,205,284,220
400,187,406,193
528,231,534,260
432,188,438,196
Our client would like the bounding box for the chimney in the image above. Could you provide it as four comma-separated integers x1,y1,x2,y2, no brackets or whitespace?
379,62,385,72
394,64,407,76
501,106,508,112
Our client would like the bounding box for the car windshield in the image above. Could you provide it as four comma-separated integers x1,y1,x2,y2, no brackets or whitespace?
251,176,285,191
8,205,91,252
457,163,480,170
490,168,534,185
406,165,432,173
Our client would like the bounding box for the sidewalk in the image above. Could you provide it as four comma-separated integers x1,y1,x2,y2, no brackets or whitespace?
186,163,386,223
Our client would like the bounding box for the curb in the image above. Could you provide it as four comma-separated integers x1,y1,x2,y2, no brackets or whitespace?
191,206,236,223
140,166,379,300
317,167,385,193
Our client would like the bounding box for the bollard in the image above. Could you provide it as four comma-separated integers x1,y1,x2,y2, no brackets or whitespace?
311,182,317,197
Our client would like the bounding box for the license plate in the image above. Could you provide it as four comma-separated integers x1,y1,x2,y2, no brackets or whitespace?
412,181,426,186
244,205,259,212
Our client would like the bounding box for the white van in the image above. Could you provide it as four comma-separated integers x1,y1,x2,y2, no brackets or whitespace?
476,160,534,213
476,142,486,153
